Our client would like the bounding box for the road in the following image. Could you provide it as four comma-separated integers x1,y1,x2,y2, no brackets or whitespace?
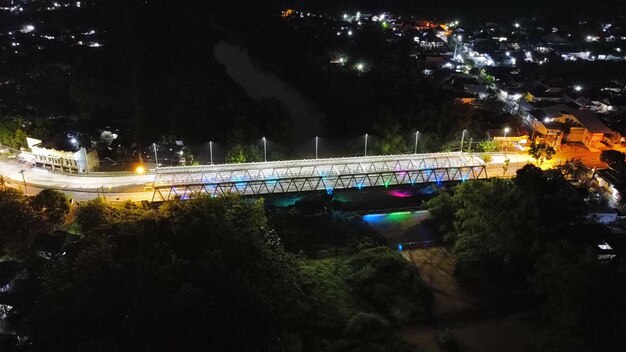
0,148,603,202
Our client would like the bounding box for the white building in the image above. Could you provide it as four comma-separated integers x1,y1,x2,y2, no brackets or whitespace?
20,137,99,173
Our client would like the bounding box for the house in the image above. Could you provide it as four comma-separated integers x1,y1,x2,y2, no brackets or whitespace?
453,94,477,105
0,262,20,296
600,81,625,94
487,127,530,151
560,47,592,61
540,33,568,45
527,109,565,148
593,168,626,202
0,261,21,351
463,84,490,99
585,205,619,224
593,95,626,113
415,30,447,49
19,137,99,173
527,105,612,149
527,86,565,103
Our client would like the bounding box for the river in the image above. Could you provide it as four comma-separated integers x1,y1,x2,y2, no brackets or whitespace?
213,41,323,142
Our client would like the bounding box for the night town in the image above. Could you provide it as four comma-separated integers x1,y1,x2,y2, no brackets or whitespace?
1,1,626,351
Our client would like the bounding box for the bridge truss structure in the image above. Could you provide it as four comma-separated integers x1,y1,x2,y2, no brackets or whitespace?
150,153,488,201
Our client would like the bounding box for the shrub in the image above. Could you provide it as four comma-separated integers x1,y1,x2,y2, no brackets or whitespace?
344,312,391,337
436,329,459,352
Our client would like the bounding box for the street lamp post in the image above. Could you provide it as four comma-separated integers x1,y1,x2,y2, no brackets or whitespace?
364,133,368,157
460,129,468,154
414,131,420,154
19,170,27,196
315,136,319,159
153,143,159,169
209,141,213,165
262,137,267,162
468,138,473,153
502,127,511,155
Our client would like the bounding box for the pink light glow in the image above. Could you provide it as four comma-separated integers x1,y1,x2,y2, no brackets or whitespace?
389,189,412,198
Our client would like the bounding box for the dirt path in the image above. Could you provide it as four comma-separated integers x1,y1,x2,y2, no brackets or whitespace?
401,247,546,352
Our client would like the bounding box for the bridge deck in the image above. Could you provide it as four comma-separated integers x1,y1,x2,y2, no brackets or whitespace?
151,153,488,201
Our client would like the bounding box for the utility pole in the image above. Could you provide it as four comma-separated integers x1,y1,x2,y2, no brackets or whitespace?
262,137,267,162
503,127,511,156
209,141,213,165
315,136,319,159
414,131,420,154
153,143,159,169
19,170,27,195
460,129,468,154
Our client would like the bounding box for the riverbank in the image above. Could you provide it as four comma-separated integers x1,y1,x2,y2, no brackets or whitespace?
361,210,548,352
403,247,548,352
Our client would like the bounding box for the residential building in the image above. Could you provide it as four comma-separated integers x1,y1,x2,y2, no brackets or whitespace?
19,137,99,173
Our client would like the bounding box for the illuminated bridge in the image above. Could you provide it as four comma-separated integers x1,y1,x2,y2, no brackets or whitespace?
150,153,488,201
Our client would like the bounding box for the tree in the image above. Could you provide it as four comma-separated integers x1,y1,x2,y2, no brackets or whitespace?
17,195,309,351
426,169,582,307
76,198,111,232
30,189,70,226
478,140,498,152
0,175,7,190
529,142,556,164
425,191,456,243
600,149,625,164
0,189,43,256
345,247,432,324
225,144,263,163
502,158,510,176
531,236,626,352
556,158,588,180
371,120,407,155
12,128,27,149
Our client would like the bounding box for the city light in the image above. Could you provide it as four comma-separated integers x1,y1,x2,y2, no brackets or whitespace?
135,165,146,174
503,127,510,155
262,137,267,162
22,25,35,33
574,85,583,91
356,63,365,71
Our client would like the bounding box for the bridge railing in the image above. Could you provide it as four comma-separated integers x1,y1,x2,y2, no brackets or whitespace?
151,160,489,202
153,152,486,173
151,154,487,187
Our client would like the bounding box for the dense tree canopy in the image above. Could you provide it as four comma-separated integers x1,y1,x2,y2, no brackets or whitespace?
426,165,626,351
600,149,625,165
4,194,430,352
